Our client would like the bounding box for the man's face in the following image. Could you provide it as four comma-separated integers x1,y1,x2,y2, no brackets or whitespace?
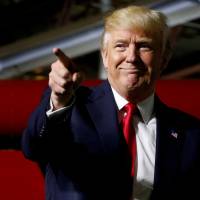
102,29,164,102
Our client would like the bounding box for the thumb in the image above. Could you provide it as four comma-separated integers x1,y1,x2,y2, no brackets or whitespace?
72,72,84,90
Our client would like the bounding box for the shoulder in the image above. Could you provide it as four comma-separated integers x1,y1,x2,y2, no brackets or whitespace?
170,108,200,129
155,95,200,129
75,80,112,103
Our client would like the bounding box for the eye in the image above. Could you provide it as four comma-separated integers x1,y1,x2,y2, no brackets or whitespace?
139,43,153,51
115,43,127,51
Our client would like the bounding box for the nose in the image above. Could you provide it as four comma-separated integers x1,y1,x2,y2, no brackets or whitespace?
126,44,137,63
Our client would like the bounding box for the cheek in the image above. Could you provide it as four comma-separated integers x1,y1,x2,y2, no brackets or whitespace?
141,52,154,65
142,53,162,72
107,53,123,69
140,55,161,83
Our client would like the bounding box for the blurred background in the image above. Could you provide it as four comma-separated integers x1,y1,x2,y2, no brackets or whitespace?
0,0,199,80
0,1,199,199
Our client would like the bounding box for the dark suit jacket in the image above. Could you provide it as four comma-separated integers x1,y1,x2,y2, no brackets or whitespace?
22,80,200,200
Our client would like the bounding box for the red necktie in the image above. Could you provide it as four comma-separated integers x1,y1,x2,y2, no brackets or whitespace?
122,103,136,177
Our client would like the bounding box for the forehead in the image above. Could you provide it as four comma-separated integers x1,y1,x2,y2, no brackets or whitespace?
107,29,155,43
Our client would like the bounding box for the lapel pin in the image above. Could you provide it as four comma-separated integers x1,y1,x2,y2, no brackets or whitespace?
171,131,178,139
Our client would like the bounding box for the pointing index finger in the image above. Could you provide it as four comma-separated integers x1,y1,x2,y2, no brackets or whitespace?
53,48,75,72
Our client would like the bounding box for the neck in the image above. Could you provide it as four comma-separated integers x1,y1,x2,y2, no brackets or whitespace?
112,85,154,104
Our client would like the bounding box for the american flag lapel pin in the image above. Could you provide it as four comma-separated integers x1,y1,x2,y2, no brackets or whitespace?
171,131,178,139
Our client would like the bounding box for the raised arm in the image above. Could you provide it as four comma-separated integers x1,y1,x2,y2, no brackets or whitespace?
22,48,83,160
49,48,82,110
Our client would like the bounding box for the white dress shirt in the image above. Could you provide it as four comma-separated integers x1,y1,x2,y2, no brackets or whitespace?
111,88,156,200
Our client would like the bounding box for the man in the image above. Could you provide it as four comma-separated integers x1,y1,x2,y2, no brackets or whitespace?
22,5,200,200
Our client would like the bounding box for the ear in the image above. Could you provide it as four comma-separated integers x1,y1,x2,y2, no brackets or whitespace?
160,39,173,73
101,48,108,70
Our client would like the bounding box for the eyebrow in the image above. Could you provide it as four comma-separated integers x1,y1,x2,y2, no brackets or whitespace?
113,37,153,44
136,37,153,43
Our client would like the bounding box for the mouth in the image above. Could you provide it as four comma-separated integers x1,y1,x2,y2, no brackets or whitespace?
120,67,140,74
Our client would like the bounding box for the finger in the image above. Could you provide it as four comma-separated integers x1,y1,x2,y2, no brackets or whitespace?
72,72,84,90
51,61,72,80
52,48,75,72
49,74,74,95
49,77,65,95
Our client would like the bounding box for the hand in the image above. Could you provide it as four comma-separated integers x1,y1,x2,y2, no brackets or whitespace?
49,48,83,110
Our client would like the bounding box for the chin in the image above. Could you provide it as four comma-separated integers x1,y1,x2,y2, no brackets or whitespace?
125,79,139,89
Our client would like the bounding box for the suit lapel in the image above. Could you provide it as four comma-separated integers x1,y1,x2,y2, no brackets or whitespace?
153,96,182,190
85,80,122,154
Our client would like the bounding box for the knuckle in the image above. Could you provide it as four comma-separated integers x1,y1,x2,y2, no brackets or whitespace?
48,79,52,88
59,79,67,88
51,62,57,70
55,85,64,95
49,71,53,79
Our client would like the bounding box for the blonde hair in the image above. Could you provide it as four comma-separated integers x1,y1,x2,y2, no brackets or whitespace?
101,5,170,55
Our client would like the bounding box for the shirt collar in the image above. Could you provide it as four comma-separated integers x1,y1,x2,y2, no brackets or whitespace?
111,87,154,124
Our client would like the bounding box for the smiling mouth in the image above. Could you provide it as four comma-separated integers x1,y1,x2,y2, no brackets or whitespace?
121,68,139,73
120,67,146,76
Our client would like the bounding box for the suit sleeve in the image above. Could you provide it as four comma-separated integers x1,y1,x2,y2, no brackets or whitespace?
21,88,73,162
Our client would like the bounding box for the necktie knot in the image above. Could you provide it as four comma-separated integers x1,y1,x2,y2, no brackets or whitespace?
123,103,136,119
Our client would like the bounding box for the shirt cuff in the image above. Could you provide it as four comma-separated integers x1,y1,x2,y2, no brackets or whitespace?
46,98,75,120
